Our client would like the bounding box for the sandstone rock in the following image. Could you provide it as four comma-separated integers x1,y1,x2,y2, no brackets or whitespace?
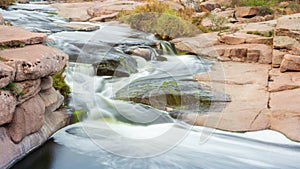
269,69,300,92
51,2,94,21
213,9,234,18
0,26,46,47
15,79,41,104
89,12,118,22
126,47,167,61
39,87,64,114
273,36,300,54
200,1,221,12
270,110,300,142
275,13,300,41
40,76,53,91
270,88,300,112
189,62,271,131
7,95,45,143
0,91,17,126
0,110,69,169
0,62,15,88
272,50,286,68
62,23,100,31
0,45,68,81
0,13,4,25
235,7,258,18
280,54,300,72
219,32,273,45
87,0,141,18
237,20,276,35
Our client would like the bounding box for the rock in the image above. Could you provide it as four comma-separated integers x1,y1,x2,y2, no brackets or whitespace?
17,0,30,3
274,36,300,55
275,13,300,41
115,79,230,111
235,7,258,18
0,110,69,169
270,110,300,142
89,12,119,22
213,9,234,18
180,0,201,12
96,52,138,77
126,47,167,61
51,2,94,21
0,26,46,47
219,32,273,45
87,0,141,18
280,54,300,72
272,50,286,68
39,87,64,114
200,1,221,12
0,91,17,126
7,95,45,143
0,45,68,81
61,23,100,31
269,69,300,92
15,79,41,104
189,62,271,131
0,13,4,25
237,20,276,35
0,62,15,88
270,88,300,112
40,76,53,91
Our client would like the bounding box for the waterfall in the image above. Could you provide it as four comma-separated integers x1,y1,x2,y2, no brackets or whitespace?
160,41,177,55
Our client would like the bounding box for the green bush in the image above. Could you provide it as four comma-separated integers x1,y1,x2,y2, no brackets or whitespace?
231,0,279,7
0,0,14,9
258,6,274,16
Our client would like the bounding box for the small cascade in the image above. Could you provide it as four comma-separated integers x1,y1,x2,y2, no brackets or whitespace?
160,41,177,55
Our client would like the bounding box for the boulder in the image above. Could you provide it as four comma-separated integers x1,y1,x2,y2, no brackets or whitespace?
0,91,17,126
40,76,53,91
15,79,41,104
273,36,300,54
0,62,15,88
0,45,68,81
0,26,46,47
219,32,273,45
272,50,286,68
89,12,119,22
280,54,300,72
125,47,167,61
6,95,45,143
61,23,100,32
39,87,64,114
200,1,221,12
269,69,300,92
235,7,258,18
275,13,300,41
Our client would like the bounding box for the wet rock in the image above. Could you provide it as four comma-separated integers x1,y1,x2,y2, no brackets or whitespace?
126,47,167,61
0,13,4,25
115,79,230,111
96,53,138,77
235,7,258,18
0,45,68,81
40,76,53,91
15,79,41,104
0,91,17,126
280,54,300,72
0,26,46,47
61,23,100,32
0,62,15,88
7,95,45,143
89,12,118,22
39,87,64,114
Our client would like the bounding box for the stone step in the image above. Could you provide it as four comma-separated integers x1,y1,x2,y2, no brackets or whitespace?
0,44,68,81
0,26,46,47
219,32,273,45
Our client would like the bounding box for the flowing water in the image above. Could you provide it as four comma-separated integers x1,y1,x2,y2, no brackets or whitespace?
3,3,300,169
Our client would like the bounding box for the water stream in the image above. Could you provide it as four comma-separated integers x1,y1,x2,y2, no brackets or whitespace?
3,3,300,169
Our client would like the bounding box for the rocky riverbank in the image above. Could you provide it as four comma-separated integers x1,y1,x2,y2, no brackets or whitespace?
0,18,69,168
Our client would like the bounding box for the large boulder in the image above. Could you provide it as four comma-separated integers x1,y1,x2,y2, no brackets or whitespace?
273,36,300,55
200,1,221,12
0,26,46,47
6,95,45,143
235,7,258,18
280,54,300,72
0,91,17,126
0,45,68,81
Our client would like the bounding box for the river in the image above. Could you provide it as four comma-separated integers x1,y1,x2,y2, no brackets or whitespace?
2,2,300,169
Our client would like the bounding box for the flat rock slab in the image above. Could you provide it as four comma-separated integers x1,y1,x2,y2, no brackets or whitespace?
52,2,94,21
269,68,300,92
189,62,271,131
61,23,100,31
0,26,46,47
276,13,300,41
0,45,68,81
219,32,273,45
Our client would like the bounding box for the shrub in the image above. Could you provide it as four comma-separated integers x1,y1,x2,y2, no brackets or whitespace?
257,6,274,16
208,14,229,32
0,0,14,9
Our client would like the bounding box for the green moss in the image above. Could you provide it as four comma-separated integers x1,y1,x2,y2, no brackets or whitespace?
0,82,25,97
52,67,71,98
72,110,86,123
246,31,273,37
